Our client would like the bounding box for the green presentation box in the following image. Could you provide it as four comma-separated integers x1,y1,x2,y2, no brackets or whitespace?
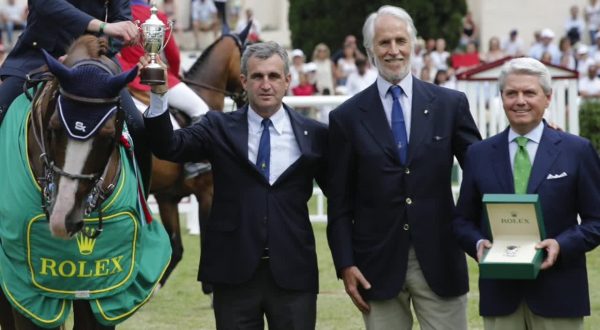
480,194,546,280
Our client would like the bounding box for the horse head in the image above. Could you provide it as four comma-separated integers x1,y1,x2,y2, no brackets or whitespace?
30,36,137,239
183,29,249,110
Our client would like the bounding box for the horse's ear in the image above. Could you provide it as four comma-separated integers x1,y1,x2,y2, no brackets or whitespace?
238,20,252,45
107,66,139,95
41,49,72,81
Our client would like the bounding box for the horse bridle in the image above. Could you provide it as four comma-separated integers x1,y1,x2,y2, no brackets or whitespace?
181,34,248,109
26,60,124,239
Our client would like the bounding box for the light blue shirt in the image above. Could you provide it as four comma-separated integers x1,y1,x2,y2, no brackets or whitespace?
247,107,301,185
508,121,544,173
376,74,413,142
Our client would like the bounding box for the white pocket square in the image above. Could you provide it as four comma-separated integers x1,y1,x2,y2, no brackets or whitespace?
546,172,567,180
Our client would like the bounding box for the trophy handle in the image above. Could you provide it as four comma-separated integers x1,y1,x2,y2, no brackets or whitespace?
161,20,174,51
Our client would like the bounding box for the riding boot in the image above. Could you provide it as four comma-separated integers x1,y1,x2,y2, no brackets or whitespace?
120,89,152,196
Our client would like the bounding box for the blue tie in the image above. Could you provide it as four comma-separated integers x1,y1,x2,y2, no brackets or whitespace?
256,118,271,180
390,85,408,165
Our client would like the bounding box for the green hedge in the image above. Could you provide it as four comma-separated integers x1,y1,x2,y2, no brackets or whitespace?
579,100,600,154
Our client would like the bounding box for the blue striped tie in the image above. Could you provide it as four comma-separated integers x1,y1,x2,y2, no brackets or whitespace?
390,85,408,165
256,118,271,180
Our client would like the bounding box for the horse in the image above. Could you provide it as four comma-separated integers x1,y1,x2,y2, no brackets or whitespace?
142,28,249,289
0,35,171,329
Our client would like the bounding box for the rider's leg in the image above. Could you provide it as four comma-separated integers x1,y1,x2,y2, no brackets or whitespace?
120,88,152,197
0,75,26,125
167,82,209,123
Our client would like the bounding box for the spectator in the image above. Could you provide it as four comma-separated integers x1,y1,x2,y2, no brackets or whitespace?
331,34,364,66
161,0,177,30
235,8,261,43
452,41,481,73
565,5,585,46
335,43,357,86
576,44,596,76
345,57,377,95
589,31,600,59
192,0,218,50
558,36,576,70
481,36,505,63
430,37,450,70
459,11,476,47
585,0,600,43
528,28,561,65
434,68,457,89
579,64,600,98
291,71,317,96
289,48,306,90
0,0,26,47
425,37,436,53
411,38,425,76
311,43,336,95
502,29,525,56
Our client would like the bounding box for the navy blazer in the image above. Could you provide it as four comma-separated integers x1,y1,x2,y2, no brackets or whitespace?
0,0,131,79
453,125,600,317
327,78,481,300
144,105,328,293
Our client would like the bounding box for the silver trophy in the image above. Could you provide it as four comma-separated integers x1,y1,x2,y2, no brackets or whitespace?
138,2,172,85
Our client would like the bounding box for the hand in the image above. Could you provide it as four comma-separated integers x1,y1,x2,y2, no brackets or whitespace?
104,21,139,44
138,54,168,93
536,239,560,270
547,121,563,131
341,266,371,313
477,239,492,263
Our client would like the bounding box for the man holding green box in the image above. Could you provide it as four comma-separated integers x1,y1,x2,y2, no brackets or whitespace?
453,57,600,329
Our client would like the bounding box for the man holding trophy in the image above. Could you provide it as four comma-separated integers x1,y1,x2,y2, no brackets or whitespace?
453,57,600,329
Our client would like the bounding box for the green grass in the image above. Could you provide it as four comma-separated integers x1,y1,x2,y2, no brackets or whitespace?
108,222,600,329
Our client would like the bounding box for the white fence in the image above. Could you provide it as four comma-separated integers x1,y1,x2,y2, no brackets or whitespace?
154,81,580,233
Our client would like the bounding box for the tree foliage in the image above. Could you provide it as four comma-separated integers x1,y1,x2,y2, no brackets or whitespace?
289,0,467,61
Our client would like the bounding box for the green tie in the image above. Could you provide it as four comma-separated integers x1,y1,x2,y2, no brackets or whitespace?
513,136,531,194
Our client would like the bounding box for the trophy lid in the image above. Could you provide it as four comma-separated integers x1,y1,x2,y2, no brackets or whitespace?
143,2,164,28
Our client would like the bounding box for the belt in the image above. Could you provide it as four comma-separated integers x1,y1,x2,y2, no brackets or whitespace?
261,248,269,260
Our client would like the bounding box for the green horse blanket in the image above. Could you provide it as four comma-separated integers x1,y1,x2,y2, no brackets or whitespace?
0,93,171,328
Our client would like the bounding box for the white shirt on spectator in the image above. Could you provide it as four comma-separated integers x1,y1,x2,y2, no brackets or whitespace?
345,68,377,96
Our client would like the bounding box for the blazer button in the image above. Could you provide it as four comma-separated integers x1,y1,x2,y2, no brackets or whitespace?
406,197,412,205
263,216,267,224
405,168,410,175
403,224,410,231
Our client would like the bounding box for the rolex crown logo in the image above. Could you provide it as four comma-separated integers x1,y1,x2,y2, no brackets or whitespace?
76,228,97,255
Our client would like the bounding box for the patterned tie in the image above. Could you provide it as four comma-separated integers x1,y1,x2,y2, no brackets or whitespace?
390,85,408,165
513,136,531,194
256,118,272,180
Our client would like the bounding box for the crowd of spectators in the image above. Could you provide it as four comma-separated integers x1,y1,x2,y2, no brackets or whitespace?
286,1,600,105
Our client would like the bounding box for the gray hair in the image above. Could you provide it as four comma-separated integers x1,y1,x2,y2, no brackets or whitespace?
240,41,290,76
362,5,418,66
498,57,552,95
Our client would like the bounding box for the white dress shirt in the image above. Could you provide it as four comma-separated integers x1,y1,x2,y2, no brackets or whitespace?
247,107,301,185
508,121,544,173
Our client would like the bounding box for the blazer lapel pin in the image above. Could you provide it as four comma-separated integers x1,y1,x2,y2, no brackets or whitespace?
424,109,429,115
304,130,308,136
